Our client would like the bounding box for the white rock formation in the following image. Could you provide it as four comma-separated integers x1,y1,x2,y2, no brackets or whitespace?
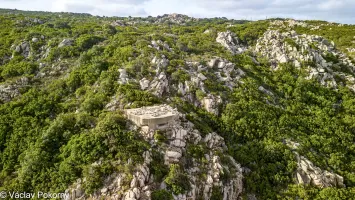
152,56,169,74
255,30,355,89
295,153,344,188
150,40,172,51
58,39,74,48
216,31,246,55
139,78,150,90
118,68,129,84
0,77,29,103
13,41,31,58
201,94,222,115
148,72,169,97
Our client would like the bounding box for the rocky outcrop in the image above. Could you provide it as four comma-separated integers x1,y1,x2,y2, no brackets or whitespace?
58,39,74,48
284,140,345,188
34,63,69,78
139,56,170,95
255,30,355,89
151,56,169,74
149,40,172,52
118,68,130,84
295,153,344,188
12,41,31,58
155,14,195,25
32,37,39,43
147,72,169,97
64,105,243,200
139,78,150,90
0,77,29,103
216,31,246,55
201,94,222,115
207,57,245,89
270,19,308,28
111,20,126,27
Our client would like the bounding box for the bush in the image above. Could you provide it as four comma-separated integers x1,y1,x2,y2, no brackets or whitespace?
164,164,191,195
151,190,173,200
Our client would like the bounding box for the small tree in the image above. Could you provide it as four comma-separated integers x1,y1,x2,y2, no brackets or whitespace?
164,164,191,195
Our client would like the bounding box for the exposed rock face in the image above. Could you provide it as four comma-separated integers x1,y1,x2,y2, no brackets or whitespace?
270,19,308,28
206,57,245,89
258,86,274,97
139,78,150,90
155,14,195,25
139,56,170,96
216,31,246,55
201,94,222,115
41,46,51,59
295,153,344,188
118,68,129,84
58,39,74,48
150,40,172,52
152,56,169,74
171,57,245,113
147,72,169,97
0,84,21,103
13,41,31,58
111,20,126,27
255,30,355,89
284,140,345,188
203,29,211,34
0,77,29,103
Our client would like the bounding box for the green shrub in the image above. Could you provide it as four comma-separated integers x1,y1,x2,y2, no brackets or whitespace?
164,164,191,195
151,190,173,200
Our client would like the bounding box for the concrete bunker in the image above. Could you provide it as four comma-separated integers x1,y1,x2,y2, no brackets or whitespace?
125,104,178,129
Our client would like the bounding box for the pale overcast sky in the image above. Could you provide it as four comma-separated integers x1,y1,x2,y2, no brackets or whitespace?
1,0,354,24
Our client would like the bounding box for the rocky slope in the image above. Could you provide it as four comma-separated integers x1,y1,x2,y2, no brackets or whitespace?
64,105,243,200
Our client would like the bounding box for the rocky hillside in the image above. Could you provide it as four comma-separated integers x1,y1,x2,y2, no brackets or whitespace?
1,9,355,200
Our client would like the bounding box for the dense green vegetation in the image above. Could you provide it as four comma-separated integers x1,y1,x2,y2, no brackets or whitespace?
0,8,355,200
